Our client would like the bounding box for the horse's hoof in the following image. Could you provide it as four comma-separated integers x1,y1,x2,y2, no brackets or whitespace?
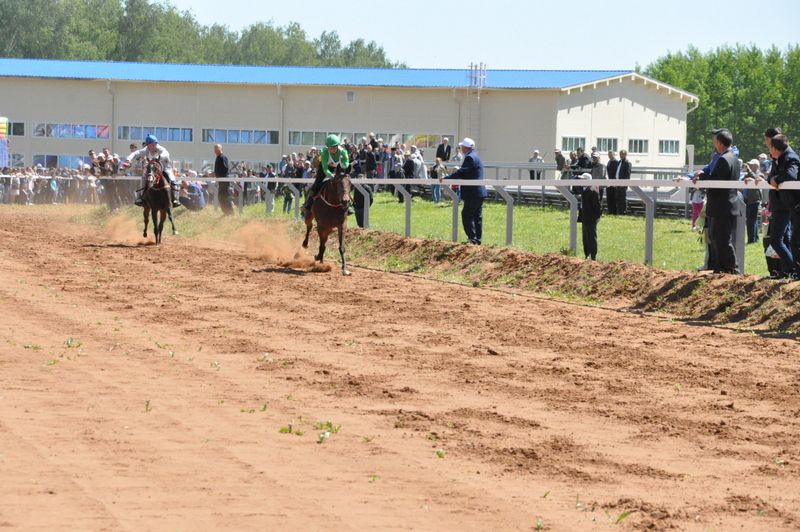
302,242,309,249
342,269,352,276
173,230,178,235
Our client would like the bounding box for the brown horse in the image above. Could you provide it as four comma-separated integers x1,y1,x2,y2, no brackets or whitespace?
302,165,352,275
141,159,176,246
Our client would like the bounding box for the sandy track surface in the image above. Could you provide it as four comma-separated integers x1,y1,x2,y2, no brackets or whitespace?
0,207,798,531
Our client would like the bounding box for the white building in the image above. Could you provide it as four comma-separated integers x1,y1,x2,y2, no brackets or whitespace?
0,58,697,172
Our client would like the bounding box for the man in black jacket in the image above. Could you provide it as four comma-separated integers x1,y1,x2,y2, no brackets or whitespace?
766,134,799,276
435,137,451,162
614,150,631,214
213,144,234,216
693,129,740,273
605,151,620,214
578,173,602,260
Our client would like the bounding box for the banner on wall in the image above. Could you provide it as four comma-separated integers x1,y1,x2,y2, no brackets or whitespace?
0,117,8,168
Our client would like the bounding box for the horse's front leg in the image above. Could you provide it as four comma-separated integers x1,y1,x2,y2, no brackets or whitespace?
316,228,328,263
302,217,313,249
167,203,177,235
338,224,350,276
153,208,161,246
142,206,149,238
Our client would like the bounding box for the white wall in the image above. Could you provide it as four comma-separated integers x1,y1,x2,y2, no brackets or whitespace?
0,75,690,171
556,77,689,169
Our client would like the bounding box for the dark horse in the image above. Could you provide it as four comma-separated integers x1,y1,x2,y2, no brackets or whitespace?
141,159,176,246
302,164,352,275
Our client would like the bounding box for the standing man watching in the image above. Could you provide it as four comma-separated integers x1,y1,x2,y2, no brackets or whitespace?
213,144,234,216
605,151,619,214
439,138,487,245
528,149,543,180
766,134,799,277
436,137,452,162
615,150,631,214
692,128,740,274
554,149,566,179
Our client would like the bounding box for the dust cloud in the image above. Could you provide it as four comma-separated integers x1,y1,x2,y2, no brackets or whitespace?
105,214,153,245
232,222,320,270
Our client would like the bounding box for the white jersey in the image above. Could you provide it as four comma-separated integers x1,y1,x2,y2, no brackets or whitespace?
126,145,173,177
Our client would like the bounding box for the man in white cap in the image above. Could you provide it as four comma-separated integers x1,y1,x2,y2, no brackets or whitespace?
577,172,602,260
528,149,543,180
439,137,487,244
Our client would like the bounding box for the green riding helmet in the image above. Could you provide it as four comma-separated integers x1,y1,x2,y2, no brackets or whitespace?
325,134,341,148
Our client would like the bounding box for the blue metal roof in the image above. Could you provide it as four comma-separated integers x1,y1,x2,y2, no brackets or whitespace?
0,58,631,90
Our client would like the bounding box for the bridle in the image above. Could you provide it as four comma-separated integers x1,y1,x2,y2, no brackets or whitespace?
318,169,350,209
144,158,165,189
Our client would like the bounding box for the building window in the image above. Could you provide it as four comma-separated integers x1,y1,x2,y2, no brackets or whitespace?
596,137,618,153
33,154,92,169
287,130,452,148
201,128,277,145
10,153,24,167
346,91,355,103
118,125,192,143
33,123,109,139
9,122,25,136
561,136,586,152
628,139,649,154
658,139,680,155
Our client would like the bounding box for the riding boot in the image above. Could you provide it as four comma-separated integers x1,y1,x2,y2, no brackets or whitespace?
134,192,143,207
301,195,314,216
302,184,322,216
166,178,180,207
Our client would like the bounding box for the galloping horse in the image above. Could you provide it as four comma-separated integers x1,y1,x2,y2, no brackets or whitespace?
302,164,352,275
141,158,176,246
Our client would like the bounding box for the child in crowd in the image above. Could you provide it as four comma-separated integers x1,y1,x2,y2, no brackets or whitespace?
690,187,705,231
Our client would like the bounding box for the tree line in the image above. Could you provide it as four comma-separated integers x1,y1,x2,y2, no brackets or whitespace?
0,0,402,68
643,44,800,163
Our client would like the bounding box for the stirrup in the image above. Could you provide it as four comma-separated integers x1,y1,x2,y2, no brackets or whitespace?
134,197,143,207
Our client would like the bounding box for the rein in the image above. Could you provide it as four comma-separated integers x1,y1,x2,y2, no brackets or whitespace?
316,176,349,209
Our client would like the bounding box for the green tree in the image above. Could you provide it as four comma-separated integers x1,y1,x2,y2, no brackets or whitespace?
646,45,799,163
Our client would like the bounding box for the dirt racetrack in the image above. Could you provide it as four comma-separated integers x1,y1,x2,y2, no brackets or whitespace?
1,206,799,531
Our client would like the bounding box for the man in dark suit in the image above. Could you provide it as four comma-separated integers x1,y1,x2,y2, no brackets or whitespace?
436,137,452,162
766,134,799,277
605,151,620,214
613,150,631,214
693,128,741,273
440,137,487,244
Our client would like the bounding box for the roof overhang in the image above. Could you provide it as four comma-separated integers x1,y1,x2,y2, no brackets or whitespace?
560,72,698,104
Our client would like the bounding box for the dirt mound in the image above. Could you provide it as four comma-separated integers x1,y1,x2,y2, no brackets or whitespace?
346,229,800,332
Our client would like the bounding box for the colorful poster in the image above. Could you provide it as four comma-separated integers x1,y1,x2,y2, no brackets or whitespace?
0,117,8,167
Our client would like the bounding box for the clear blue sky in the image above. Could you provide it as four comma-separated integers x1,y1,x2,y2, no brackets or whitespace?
169,0,796,70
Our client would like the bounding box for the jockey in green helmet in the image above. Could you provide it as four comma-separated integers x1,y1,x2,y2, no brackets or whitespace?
302,134,350,215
